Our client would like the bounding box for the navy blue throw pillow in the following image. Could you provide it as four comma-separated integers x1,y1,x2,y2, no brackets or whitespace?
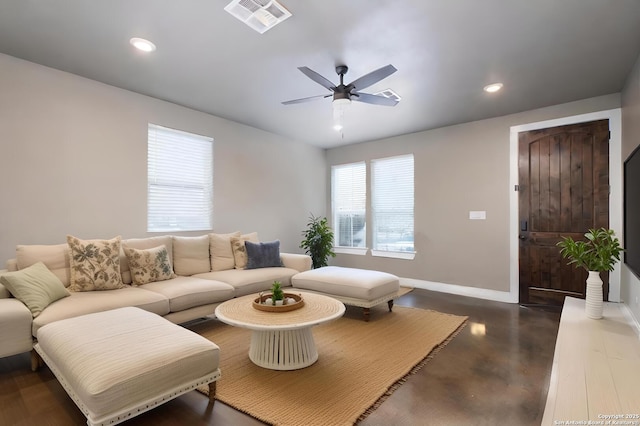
245,240,283,269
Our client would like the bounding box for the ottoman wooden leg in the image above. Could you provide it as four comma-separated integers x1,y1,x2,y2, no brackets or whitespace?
388,300,394,312
208,382,216,404
363,308,370,322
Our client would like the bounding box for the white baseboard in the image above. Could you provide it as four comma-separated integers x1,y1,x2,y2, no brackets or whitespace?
620,302,640,340
401,277,517,304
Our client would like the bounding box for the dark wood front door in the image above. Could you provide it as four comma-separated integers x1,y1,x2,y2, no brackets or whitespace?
518,119,610,306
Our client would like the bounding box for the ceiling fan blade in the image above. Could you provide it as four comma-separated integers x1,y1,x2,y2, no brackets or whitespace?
348,64,397,91
298,66,336,91
351,92,399,106
281,94,331,105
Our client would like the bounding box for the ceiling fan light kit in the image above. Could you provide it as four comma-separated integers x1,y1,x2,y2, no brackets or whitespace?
224,0,291,34
333,98,350,131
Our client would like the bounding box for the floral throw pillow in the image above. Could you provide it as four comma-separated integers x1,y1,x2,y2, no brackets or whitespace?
230,232,259,270
67,235,125,291
124,245,175,285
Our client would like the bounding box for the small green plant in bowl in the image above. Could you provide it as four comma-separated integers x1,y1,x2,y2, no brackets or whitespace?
270,281,284,305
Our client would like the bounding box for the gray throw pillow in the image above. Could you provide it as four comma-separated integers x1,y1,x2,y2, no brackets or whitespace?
245,240,283,269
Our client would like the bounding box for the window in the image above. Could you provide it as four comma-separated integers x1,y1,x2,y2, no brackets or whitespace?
147,124,213,232
371,154,414,259
331,162,366,252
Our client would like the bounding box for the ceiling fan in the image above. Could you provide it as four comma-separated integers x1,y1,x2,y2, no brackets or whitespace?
281,64,399,107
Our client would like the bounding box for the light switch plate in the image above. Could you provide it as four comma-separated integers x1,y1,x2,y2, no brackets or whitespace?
469,211,486,220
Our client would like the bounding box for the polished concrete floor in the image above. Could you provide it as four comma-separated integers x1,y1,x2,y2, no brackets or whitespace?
0,288,560,425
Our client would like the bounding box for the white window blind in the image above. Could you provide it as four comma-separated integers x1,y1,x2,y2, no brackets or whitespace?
331,162,366,248
371,154,414,254
147,124,213,232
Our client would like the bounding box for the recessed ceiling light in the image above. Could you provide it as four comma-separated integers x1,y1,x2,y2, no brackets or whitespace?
483,83,503,93
129,37,156,52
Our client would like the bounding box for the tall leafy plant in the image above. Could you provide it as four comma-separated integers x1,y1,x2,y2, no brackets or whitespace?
557,228,623,272
300,214,336,269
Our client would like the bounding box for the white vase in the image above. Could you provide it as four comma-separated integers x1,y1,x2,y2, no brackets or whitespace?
585,271,603,319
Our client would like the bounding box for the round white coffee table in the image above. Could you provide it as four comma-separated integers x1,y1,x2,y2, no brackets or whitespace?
215,292,345,370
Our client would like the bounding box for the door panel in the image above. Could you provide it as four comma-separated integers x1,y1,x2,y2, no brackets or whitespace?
518,120,609,306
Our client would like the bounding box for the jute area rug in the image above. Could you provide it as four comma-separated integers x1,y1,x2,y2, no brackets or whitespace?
192,303,467,426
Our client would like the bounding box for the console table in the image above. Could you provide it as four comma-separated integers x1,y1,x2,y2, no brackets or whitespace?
542,297,640,425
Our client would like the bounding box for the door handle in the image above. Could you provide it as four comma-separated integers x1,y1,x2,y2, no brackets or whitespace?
519,234,526,240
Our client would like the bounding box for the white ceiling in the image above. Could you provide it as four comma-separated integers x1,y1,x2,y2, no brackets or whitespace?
0,1,639,148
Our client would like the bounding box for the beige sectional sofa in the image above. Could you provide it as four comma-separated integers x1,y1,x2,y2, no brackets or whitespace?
0,232,312,361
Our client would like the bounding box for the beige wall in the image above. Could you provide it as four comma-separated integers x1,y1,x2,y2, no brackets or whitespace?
0,53,326,263
326,94,621,294
621,52,640,324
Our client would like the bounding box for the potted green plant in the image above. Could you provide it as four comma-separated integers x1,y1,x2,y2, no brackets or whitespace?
270,281,285,306
300,214,336,269
556,228,623,319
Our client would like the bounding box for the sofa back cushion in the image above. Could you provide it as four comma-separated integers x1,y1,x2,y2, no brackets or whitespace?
172,235,210,276
121,236,174,284
16,243,71,287
209,231,241,271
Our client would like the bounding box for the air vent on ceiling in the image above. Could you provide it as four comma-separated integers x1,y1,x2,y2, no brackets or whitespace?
225,0,291,34
374,89,402,102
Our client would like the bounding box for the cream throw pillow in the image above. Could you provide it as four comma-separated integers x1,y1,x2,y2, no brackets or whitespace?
0,261,70,317
172,235,211,276
209,231,241,271
67,235,124,291
230,232,259,270
123,245,175,286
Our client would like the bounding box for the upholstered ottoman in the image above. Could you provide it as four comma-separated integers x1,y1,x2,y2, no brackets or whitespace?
34,307,220,426
291,266,400,321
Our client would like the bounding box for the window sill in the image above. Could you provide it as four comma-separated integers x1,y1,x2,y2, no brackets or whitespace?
371,250,416,260
333,247,369,256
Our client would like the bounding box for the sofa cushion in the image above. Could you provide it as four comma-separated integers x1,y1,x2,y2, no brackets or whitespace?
0,262,70,318
124,245,176,285
139,276,235,312
67,235,124,292
246,240,283,269
172,235,210,276
16,243,71,287
209,231,241,271
32,286,170,337
230,232,259,270
194,267,297,297
121,236,174,284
